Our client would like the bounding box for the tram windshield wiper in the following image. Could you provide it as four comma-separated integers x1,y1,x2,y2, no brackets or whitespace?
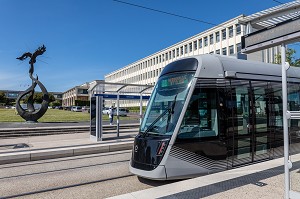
166,95,177,132
141,95,177,136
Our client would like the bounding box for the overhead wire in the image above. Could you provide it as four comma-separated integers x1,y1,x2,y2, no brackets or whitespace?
272,0,284,4
112,0,300,52
111,0,218,26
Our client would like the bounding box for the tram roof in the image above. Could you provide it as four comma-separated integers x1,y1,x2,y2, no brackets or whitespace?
193,54,300,81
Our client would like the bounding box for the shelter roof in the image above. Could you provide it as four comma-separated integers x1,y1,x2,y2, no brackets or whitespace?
239,1,300,30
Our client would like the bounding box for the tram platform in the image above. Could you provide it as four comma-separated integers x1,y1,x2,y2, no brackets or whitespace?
110,153,300,199
0,122,138,164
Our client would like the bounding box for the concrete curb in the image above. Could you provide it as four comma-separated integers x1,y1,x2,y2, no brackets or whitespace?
0,141,134,165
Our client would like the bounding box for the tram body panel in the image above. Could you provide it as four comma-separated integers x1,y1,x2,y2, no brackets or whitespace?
164,154,210,180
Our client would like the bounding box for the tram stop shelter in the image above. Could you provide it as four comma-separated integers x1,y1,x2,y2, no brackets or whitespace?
88,81,153,142
240,1,300,198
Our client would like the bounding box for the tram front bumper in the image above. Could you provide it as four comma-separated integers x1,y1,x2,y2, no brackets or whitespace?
129,163,167,180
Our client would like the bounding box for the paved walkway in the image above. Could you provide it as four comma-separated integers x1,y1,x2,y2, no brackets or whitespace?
110,154,300,199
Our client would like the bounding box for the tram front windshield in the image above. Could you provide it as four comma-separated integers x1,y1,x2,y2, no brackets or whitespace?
140,73,194,136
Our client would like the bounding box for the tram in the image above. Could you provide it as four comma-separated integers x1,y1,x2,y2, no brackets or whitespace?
129,54,300,180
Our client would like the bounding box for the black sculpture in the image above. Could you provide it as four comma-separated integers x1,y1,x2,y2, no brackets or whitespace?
16,45,49,122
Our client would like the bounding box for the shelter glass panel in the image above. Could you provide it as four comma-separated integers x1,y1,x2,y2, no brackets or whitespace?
230,80,252,165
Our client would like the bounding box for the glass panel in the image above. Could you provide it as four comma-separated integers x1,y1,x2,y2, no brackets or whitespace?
237,138,251,159
230,80,252,165
252,82,268,133
290,118,300,193
178,79,219,140
288,82,300,193
270,82,283,152
256,136,268,155
252,82,269,159
140,73,194,135
235,82,250,136
90,97,96,136
287,83,300,157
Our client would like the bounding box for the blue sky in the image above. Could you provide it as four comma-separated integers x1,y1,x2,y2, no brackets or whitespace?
0,0,298,92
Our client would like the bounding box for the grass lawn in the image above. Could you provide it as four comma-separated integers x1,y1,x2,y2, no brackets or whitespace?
0,109,91,122
0,109,138,123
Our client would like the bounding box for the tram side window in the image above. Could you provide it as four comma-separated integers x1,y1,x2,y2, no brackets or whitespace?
178,86,218,139
288,83,300,111
287,83,300,131
271,82,283,128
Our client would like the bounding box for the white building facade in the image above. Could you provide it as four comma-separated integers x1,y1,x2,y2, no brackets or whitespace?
105,15,280,88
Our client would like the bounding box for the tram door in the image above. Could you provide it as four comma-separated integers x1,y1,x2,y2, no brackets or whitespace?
231,80,270,166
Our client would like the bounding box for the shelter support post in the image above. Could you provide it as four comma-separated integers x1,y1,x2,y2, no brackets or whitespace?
140,94,143,125
282,43,290,199
117,92,120,137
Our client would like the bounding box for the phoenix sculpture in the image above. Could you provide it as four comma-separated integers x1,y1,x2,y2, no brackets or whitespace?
16,45,49,122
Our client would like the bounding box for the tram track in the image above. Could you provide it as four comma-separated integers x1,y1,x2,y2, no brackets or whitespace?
2,174,135,199
0,150,178,199
0,151,134,198
0,159,130,180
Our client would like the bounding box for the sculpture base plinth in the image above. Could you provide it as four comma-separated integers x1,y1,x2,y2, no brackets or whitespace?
25,120,38,123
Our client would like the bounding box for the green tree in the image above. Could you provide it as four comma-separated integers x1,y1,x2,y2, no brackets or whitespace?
0,92,8,105
50,100,62,107
274,48,300,66
23,92,55,104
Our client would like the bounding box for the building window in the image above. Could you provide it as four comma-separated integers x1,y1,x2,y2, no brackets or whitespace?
159,55,161,63
78,89,88,94
194,40,197,50
215,32,220,43
169,51,171,59
199,38,203,48
222,47,227,55
204,36,208,46
173,49,176,58
209,34,214,45
236,43,241,53
236,24,241,35
229,26,233,38
181,46,184,55
229,45,234,55
176,48,179,57
166,53,168,61
189,42,192,52
184,45,188,54
216,49,220,54
222,29,226,40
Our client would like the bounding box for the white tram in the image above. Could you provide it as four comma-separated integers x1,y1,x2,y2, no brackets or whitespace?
130,54,300,180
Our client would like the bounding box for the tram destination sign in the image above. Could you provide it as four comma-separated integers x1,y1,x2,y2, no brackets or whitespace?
242,16,300,54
